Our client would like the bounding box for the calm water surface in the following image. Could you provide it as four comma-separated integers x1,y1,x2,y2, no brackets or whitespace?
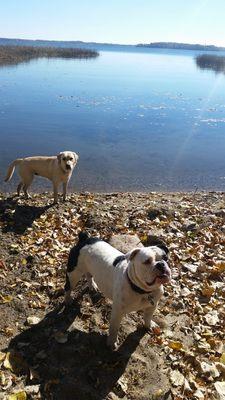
0,48,225,192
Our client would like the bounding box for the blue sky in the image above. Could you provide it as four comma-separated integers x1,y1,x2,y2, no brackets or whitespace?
1,0,225,45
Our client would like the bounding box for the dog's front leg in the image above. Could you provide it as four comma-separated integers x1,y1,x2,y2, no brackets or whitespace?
107,306,124,350
63,182,68,202
143,304,158,330
53,182,59,204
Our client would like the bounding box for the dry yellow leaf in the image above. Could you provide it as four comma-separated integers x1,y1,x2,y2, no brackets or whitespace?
0,294,13,304
8,392,27,400
0,351,6,362
168,341,183,351
220,353,225,365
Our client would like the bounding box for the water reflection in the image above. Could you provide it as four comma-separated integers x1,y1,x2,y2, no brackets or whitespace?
1,50,225,191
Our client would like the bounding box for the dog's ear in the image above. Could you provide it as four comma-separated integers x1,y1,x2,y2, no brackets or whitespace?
158,243,169,254
146,235,169,254
73,152,79,163
125,248,140,261
57,152,63,164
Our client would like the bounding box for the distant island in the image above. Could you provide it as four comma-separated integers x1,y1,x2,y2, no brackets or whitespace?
137,42,225,51
0,45,98,67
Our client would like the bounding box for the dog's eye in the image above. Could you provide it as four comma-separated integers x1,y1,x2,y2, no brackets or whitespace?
63,157,66,161
162,254,168,261
69,157,73,161
143,258,153,265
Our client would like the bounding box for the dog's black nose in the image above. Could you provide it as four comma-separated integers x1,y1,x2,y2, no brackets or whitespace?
155,261,166,272
66,164,71,170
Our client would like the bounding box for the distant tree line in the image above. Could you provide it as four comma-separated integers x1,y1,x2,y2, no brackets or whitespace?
137,42,225,51
0,45,99,67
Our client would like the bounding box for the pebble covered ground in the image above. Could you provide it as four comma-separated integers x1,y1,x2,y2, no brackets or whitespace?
0,191,224,400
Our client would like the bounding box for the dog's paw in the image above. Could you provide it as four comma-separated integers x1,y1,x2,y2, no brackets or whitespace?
144,320,159,331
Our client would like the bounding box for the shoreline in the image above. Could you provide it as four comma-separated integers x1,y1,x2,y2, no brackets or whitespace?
1,188,225,197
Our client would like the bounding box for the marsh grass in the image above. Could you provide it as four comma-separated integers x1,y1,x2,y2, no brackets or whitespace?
196,54,225,74
0,45,99,66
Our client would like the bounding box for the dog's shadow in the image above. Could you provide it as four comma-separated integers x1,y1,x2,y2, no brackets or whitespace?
0,196,53,234
7,298,146,400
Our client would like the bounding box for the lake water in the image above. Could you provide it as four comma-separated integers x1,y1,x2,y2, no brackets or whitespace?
0,48,225,192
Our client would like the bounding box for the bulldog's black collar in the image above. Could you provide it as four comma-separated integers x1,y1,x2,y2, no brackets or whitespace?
113,255,154,298
126,270,153,295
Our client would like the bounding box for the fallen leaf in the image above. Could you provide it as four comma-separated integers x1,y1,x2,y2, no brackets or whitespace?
8,392,27,400
201,286,215,297
3,351,28,374
204,310,219,325
0,294,13,304
214,381,225,400
0,351,6,362
168,341,183,351
220,353,225,365
26,316,41,325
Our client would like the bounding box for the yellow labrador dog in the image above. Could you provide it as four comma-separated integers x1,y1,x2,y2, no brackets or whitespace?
5,151,79,203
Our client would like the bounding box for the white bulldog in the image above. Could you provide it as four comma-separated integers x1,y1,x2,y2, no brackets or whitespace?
65,232,171,349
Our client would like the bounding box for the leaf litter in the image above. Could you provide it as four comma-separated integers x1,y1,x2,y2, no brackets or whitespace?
0,191,224,399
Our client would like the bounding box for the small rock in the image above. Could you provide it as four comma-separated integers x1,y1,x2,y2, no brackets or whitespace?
109,234,143,253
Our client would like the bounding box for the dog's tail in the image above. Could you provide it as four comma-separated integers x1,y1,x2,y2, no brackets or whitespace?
4,159,23,182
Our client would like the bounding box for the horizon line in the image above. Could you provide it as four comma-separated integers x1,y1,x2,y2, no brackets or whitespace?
1,36,225,48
